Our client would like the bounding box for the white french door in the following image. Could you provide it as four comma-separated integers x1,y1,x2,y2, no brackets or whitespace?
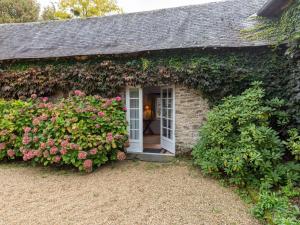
160,86,175,154
126,87,143,153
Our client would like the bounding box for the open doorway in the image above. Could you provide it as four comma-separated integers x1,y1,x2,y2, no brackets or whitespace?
143,87,164,153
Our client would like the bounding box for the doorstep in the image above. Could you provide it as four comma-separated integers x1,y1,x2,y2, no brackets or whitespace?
127,152,175,163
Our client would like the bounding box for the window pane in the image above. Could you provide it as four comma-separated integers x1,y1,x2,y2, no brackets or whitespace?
168,109,172,119
130,109,139,119
163,118,167,128
162,108,167,118
168,120,172,129
130,89,139,98
163,128,167,137
168,88,173,98
163,89,167,98
130,129,139,140
168,129,172,139
130,99,139,108
130,120,139,129
168,99,172,108
162,99,167,108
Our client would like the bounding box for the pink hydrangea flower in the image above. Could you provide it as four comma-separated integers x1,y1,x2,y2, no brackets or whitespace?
22,135,31,145
95,124,101,129
89,148,97,155
43,150,49,158
42,97,49,102
115,96,122,102
53,156,61,163
51,116,57,123
40,114,48,121
0,142,6,150
32,127,38,133
23,127,31,133
60,148,67,155
32,118,41,126
47,139,55,147
123,107,127,111
40,142,47,149
106,133,114,142
74,90,85,97
97,111,105,117
7,149,15,158
34,150,42,157
61,140,69,148
33,136,39,143
23,150,34,161
70,143,80,150
83,159,93,172
78,151,87,160
31,94,37,99
50,146,58,155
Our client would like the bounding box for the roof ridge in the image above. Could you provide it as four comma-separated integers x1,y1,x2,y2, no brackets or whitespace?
0,0,230,27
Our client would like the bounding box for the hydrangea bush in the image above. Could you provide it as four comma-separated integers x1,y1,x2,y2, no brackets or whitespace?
0,91,128,172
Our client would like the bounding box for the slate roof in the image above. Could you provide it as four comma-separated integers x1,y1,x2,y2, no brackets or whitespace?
0,0,268,61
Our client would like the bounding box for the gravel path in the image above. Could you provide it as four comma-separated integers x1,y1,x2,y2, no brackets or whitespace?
0,160,260,225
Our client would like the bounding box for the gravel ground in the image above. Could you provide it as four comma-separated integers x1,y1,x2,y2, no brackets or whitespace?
0,160,260,225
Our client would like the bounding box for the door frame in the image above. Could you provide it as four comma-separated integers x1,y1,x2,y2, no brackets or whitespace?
160,85,176,154
125,86,143,153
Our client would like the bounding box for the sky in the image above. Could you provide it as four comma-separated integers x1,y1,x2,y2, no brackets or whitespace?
37,0,222,13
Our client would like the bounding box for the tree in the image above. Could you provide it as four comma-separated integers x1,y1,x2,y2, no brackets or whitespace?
41,3,57,21
52,0,122,20
0,0,40,24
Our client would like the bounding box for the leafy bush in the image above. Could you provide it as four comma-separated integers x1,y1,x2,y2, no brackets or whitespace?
285,129,300,161
0,91,128,172
192,82,285,186
253,190,300,225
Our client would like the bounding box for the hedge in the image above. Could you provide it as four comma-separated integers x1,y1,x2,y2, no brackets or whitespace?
0,91,128,172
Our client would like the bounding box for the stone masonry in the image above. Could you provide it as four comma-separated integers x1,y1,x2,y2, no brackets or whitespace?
175,85,209,155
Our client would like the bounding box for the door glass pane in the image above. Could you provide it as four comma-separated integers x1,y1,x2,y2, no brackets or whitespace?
168,99,172,108
162,108,167,118
130,99,139,108
130,109,139,119
168,109,172,119
163,89,167,98
163,128,167,137
162,99,167,108
168,129,172,139
168,120,172,129
168,88,172,98
163,118,167,128
130,89,139,98
130,119,139,129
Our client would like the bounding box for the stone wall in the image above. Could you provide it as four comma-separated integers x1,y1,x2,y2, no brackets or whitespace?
175,85,209,155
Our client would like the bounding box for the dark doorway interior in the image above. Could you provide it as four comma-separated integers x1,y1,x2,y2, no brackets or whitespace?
143,87,162,153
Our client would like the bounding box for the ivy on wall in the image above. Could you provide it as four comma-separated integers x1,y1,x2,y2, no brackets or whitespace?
0,47,299,126
242,0,300,57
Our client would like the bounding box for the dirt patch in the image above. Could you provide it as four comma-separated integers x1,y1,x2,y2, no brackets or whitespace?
0,160,260,225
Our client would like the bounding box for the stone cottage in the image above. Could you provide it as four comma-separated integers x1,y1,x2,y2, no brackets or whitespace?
0,0,292,157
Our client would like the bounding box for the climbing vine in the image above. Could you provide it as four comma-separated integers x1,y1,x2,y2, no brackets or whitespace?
0,47,299,127
242,0,300,57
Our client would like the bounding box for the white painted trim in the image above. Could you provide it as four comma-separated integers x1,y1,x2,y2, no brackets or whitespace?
160,85,176,154
125,86,143,153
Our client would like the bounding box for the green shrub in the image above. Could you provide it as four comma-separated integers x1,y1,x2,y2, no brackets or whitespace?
253,190,300,225
192,83,285,186
0,91,128,172
285,129,300,161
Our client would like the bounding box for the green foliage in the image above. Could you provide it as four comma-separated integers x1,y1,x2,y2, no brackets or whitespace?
285,129,300,160
0,0,40,24
242,0,300,57
51,0,122,19
192,83,286,186
253,190,300,225
0,92,128,172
